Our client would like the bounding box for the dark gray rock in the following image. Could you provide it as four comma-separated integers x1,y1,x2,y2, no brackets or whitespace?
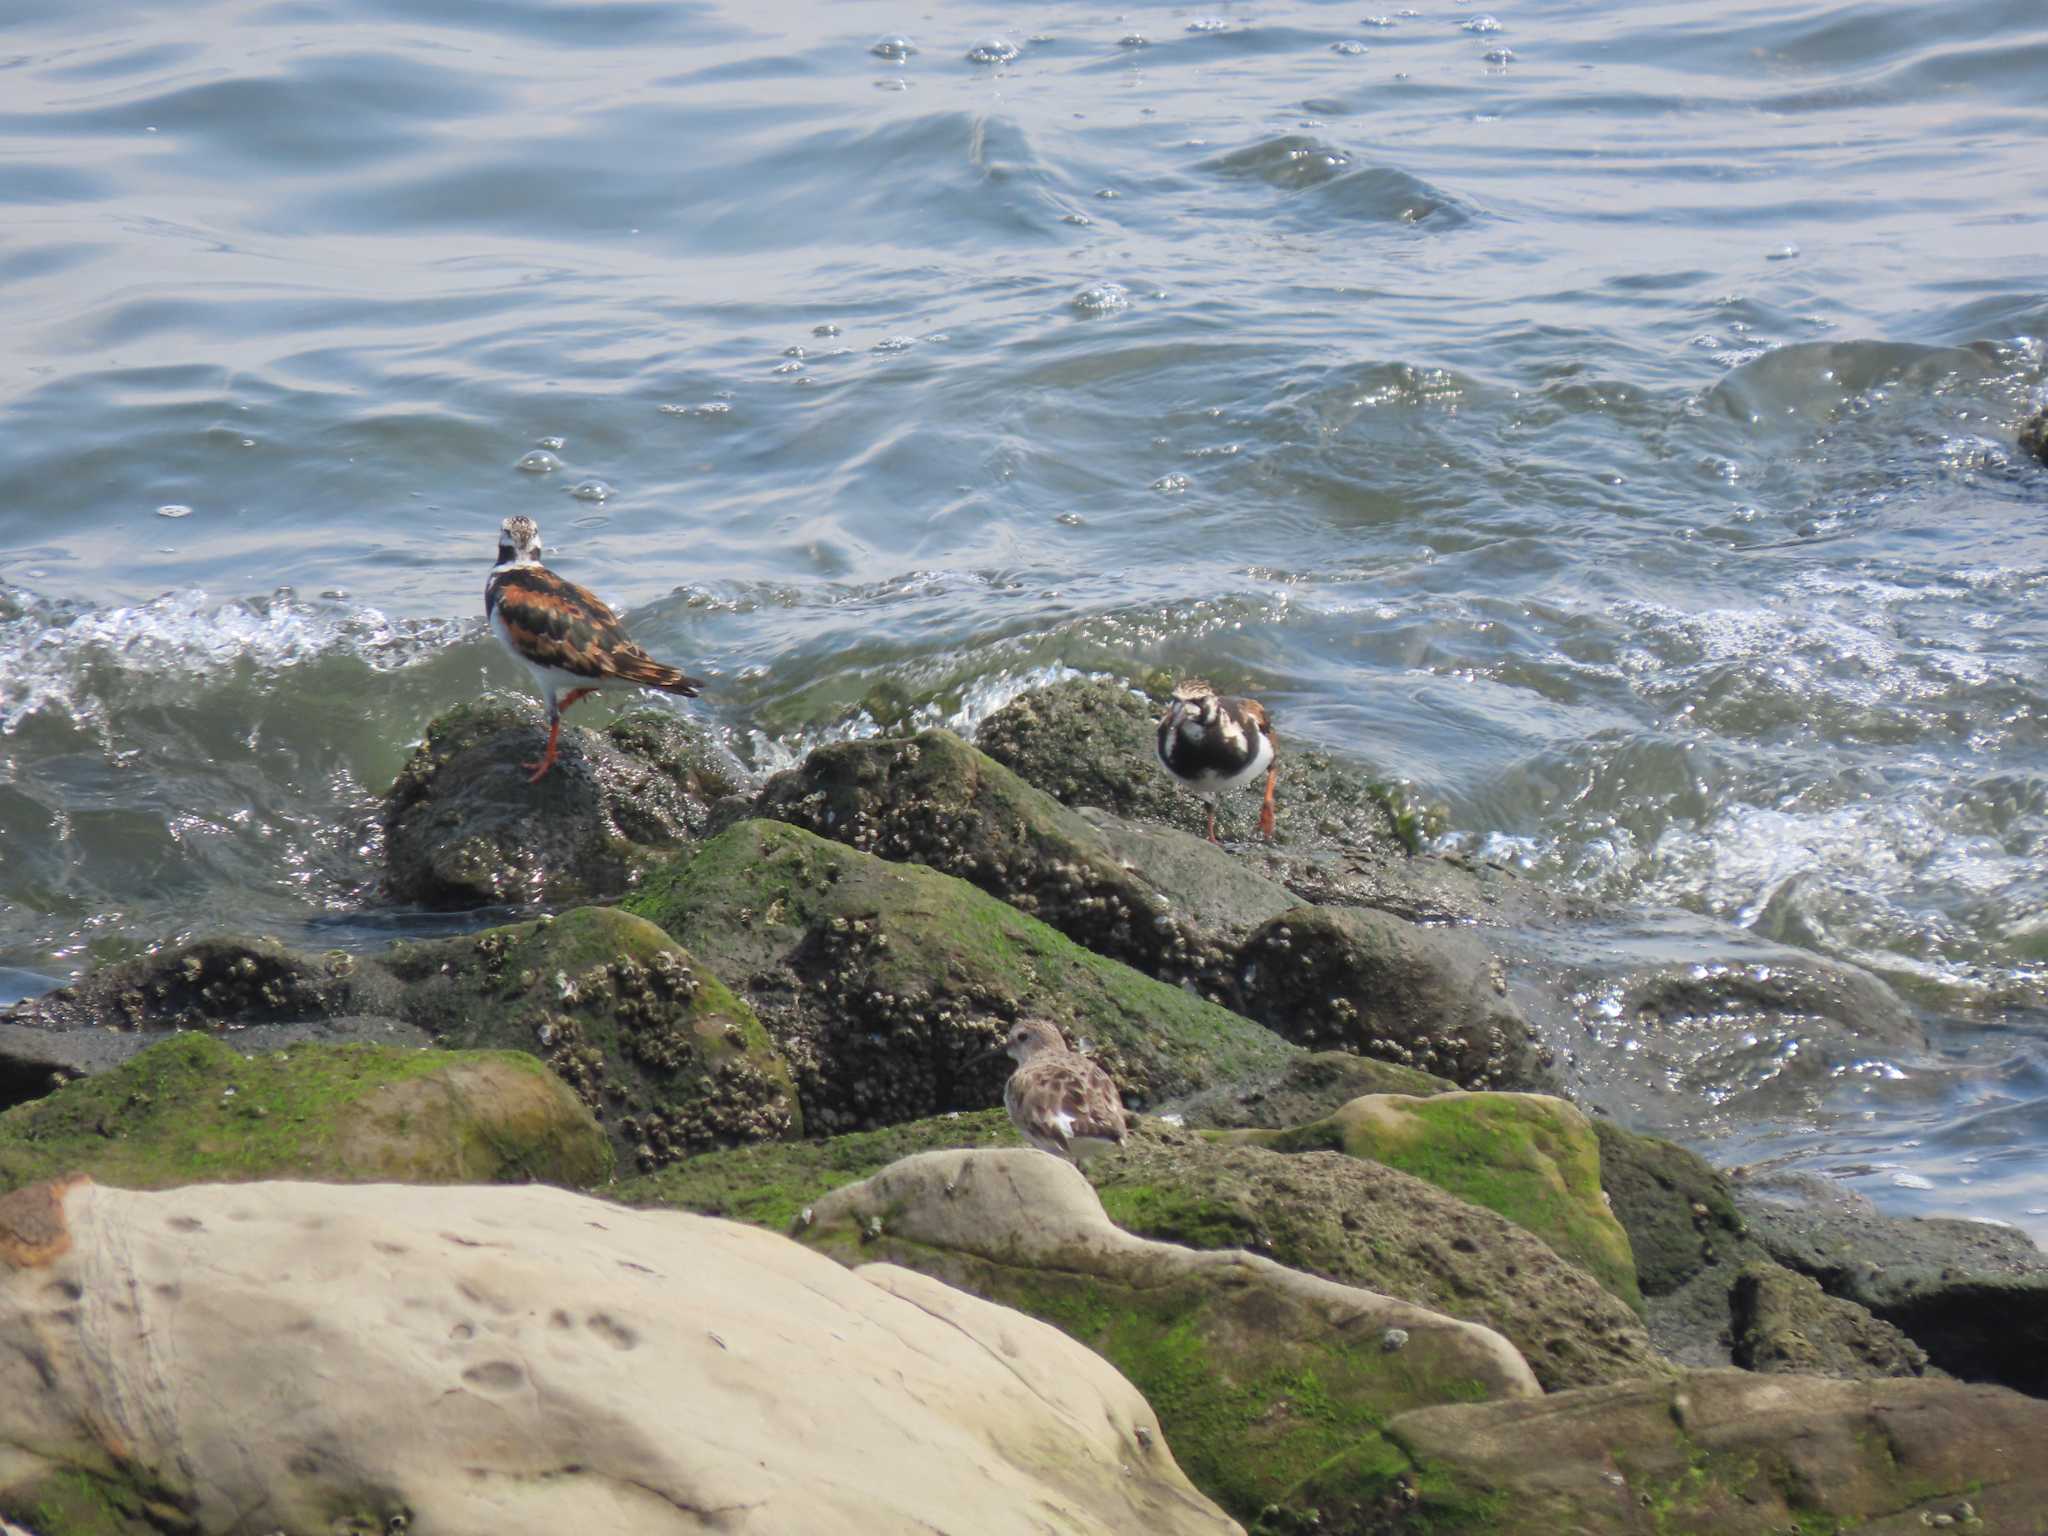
1741,1193,2048,1396
1730,1261,1931,1380
2019,404,2048,466
382,700,741,909
1235,904,1552,1090
1162,1049,1456,1131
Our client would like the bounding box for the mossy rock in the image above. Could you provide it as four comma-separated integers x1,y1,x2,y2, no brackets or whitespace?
754,729,1297,995
1093,1123,1660,1391
1593,1119,1744,1298
622,820,1299,1134
1730,1262,1930,1380
386,906,799,1172
0,1032,610,1193
382,699,741,909
1238,1091,1641,1313
614,1108,1023,1229
801,1148,1539,1531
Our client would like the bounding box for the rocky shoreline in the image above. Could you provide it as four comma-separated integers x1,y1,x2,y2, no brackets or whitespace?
2,677,2043,1533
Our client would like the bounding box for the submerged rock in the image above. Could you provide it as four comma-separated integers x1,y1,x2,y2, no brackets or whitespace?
622,820,1299,1133
0,1032,610,1194
2020,404,2048,465
382,699,741,908
1390,1370,2048,1533
802,1147,1538,1528
387,906,801,1171
0,1178,1239,1536
1236,904,1550,1090
1231,1090,1641,1312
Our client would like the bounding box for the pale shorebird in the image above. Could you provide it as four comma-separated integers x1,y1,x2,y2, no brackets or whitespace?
994,1019,1130,1163
485,515,704,781
1155,678,1278,841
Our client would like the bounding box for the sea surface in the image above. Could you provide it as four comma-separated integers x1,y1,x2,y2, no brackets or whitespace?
1,0,2043,1232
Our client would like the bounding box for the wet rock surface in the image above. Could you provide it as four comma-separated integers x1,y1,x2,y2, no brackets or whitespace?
1161,1049,1456,1131
1390,1369,2048,1534
0,1032,610,1193
388,906,801,1172
1236,904,1551,1090
802,1146,1538,1530
622,819,1298,1133
382,699,740,909
0,1178,1239,1536
1742,1193,2048,1396
2021,404,2048,465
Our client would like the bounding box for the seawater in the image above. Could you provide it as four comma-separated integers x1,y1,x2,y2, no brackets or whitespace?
0,0,2043,1233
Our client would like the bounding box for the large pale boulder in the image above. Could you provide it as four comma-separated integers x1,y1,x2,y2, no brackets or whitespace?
802,1147,1538,1527
0,1177,1241,1536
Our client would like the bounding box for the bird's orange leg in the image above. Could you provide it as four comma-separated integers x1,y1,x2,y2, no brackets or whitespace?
558,687,598,712
1258,761,1278,840
1206,802,1220,843
523,715,563,782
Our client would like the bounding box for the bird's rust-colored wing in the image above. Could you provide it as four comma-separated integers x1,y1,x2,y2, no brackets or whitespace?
488,566,702,695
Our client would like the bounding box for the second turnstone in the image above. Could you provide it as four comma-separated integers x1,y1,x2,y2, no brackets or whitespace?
484,515,705,782
997,1019,1130,1164
1155,677,1278,841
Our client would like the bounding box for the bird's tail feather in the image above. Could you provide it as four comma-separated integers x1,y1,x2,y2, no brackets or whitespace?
613,650,704,697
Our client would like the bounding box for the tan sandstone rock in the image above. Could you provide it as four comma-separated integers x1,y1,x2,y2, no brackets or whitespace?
0,1177,1241,1536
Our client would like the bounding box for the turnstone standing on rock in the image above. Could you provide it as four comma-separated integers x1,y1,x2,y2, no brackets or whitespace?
485,515,704,782
1155,678,1278,842
997,1019,1129,1164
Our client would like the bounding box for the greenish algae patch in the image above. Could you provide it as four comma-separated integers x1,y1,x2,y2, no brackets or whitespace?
388,905,800,1170
1242,1090,1642,1313
812,1230,1474,1531
623,820,1299,1114
614,1108,1022,1230
0,1032,610,1194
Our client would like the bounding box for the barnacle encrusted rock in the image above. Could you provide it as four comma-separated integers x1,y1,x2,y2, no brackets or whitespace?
623,820,1298,1134
0,1178,1241,1536
1235,904,1550,1090
387,906,799,1170
382,699,742,908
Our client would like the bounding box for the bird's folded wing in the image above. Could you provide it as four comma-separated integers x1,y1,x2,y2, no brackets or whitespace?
1015,1061,1128,1150
488,566,630,680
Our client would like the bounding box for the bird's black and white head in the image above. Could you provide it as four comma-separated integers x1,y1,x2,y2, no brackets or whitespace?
496,515,543,570
1003,1019,1068,1064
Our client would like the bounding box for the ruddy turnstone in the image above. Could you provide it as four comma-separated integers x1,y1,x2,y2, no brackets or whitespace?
997,1019,1129,1164
1155,678,1278,842
485,515,704,782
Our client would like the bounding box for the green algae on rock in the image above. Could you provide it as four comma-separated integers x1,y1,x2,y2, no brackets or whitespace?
1236,904,1550,1090
382,699,741,908
614,1107,1023,1229
1092,1122,1660,1392
754,728,1289,994
0,1032,611,1193
1236,1091,1641,1313
386,906,799,1171
802,1147,1538,1531
622,819,1299,1133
